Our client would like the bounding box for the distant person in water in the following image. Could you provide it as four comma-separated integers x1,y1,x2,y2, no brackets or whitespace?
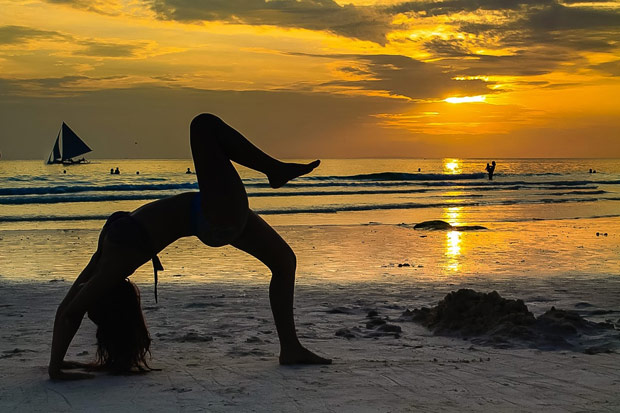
114,167,120,175
110,168,114,175
485,161,496,180
186,168,193,174
49,113,330,380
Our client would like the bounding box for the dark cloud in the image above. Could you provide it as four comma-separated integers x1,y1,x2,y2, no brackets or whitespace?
75,41,145,57
0,25,148,58
388,0,555,15
147,0,391,43
0,76,85,92
591,60,620,76
527,3,620,30
0,75,131,97
319,54,492,100
142,0,620,64
44,0,120,15
456,21,617,54
338,66,370,76
423,38,580,76
0,25,67,44
561,0,612,2
41,0,620,57
453,3,620,40
417,2,620,73
422,38,470,57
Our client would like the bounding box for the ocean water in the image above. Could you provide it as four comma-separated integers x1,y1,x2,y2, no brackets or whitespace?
0,158,619,283
1,158,619,227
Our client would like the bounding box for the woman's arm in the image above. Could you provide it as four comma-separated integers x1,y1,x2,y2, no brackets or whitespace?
48,244,130,380
49,307,94,380
48,251,102,380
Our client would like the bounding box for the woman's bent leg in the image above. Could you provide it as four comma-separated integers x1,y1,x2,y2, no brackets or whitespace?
190,114,250,231
190,114,320,191
231,211,331,365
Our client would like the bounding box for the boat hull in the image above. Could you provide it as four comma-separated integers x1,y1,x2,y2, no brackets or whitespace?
46,157,90,165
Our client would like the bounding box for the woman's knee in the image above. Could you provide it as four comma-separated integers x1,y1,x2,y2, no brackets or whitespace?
271,245,297,275
190,113,223,136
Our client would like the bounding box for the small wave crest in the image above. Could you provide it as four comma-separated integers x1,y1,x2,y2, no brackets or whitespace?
0,182,198,196
309,172,487,181
3,196,619,222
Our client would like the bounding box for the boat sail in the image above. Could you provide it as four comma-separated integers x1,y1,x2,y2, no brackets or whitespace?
46,122,92,165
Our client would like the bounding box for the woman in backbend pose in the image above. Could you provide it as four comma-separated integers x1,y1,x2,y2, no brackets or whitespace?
49,113,330,380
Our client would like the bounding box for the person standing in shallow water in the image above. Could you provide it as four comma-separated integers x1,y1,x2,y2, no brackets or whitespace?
49,113,330,380
485,161,496,180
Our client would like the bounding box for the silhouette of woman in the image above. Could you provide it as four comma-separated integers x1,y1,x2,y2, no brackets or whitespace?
49,114,329,380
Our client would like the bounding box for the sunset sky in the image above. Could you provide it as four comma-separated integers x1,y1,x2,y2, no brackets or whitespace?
1,0,619,159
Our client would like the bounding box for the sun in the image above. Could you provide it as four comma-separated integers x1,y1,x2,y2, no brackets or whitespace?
444,96,486,104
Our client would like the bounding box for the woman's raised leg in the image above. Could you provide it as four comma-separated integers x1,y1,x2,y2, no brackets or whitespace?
231,210,331,365
190,113,319,193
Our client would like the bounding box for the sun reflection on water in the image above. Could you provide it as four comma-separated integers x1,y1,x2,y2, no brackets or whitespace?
443,206,463,272
445,231,462,271
443,158,461,174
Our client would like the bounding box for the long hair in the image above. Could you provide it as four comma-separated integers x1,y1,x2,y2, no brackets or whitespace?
87,279,152,373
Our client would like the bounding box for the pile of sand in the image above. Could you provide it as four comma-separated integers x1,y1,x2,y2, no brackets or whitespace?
400,289,619,353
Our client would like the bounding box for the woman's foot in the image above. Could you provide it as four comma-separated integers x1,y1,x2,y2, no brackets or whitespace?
268,160,320,189
279,346,332,365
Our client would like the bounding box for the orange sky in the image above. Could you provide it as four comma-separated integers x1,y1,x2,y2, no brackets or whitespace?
0,0,619,159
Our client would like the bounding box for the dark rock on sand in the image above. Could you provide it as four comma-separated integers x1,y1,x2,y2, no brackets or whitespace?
326,306,356,314
413,220,487,231
366,318,387,329
337,310,402,339
402,289,619,353
0,348,35,359
414,220,453,230
335,328,359,339
367,310,379,318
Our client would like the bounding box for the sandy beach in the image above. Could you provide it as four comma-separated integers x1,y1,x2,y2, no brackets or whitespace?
1,223,619,412
1,280,619,412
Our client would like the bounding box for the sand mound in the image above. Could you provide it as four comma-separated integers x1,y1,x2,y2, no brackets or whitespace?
413,220,487,231
401,289,619,353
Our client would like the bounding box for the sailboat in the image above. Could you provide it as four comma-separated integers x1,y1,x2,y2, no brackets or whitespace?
46,122,93,165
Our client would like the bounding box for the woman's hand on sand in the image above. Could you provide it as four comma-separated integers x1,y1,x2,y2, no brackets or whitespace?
60,360,93,370
49,369,95,381
49,364,95,380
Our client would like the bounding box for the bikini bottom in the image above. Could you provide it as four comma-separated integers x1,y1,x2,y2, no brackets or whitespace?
190,192,246,248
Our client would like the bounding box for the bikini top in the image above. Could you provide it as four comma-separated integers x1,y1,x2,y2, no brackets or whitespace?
104,211,164,303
